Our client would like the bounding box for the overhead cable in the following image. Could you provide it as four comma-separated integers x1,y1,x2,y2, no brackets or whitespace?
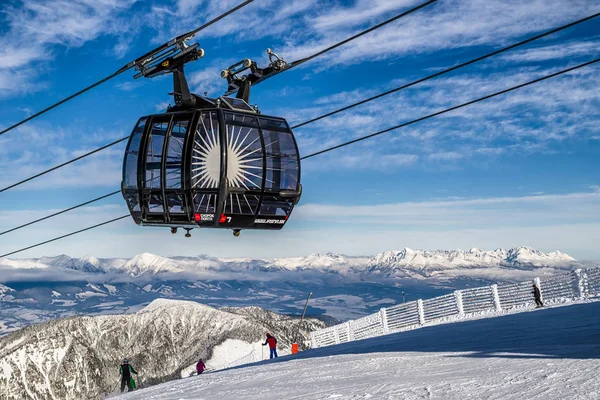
2,57,598,258
0,0,255,137
301,57,600,159
0,215,129,259
0,191,121,237
3,12,597,193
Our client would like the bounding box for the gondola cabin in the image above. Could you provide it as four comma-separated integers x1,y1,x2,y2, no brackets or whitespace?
121,96,302,237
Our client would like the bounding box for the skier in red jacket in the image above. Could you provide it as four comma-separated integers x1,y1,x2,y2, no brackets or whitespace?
263,333,278,359
196,359,206,375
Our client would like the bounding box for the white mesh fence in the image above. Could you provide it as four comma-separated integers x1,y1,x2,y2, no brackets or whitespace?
461,286,495,315
385,301,420,331
497,281,534,310
586,268,600,298
310,268,600,349
350,312,384,340
541,273,579,304
422,293,458,323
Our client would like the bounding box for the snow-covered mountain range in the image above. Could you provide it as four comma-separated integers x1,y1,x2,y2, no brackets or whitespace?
0,246,578,277
0,299,325,400
0,247,590,336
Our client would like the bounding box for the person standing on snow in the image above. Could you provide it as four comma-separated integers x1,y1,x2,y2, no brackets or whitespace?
532,284,544,307
196,358,206,375
263,333,278,359
120,359,138,393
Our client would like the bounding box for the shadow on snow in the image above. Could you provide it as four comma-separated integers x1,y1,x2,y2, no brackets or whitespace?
229,301,600,370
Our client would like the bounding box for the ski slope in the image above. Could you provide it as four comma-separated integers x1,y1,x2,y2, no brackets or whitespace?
119,301,600,400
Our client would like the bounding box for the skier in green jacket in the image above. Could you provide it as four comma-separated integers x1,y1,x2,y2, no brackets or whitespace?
120,359,138,393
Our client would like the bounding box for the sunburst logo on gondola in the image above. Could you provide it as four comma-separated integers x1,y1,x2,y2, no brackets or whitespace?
191,114,265,190
191,113,222,189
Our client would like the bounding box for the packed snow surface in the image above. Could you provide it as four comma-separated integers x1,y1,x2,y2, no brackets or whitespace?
120,302,600,400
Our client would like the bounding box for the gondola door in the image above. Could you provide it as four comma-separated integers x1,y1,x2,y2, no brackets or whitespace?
141,116,172,223
164,115,195,225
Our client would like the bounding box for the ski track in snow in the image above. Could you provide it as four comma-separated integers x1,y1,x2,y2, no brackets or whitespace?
119,302,600,400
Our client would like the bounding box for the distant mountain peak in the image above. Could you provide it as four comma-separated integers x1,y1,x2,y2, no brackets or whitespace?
367,247,577,275
123,253,183,276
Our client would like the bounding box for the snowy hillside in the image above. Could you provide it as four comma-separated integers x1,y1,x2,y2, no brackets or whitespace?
119,301,600,400
0,299,325,400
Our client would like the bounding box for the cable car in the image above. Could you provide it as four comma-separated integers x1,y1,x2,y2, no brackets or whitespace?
121,41,301,237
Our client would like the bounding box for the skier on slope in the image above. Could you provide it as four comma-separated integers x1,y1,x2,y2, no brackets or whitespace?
196,358,206,375
532,284,544,307
263,333,278,359
120,359,138,393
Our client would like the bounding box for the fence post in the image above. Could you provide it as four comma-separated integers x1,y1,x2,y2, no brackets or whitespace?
417,299,425,325
345,321,354,342
534,277,543,303
574,269,587,300
310,332,317,349
490,284,502,312
454,290,464,317
333,326,341,344
380,308,389,334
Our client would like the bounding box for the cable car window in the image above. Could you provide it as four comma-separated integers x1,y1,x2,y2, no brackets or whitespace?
225,192,260,215
224,112,258,126
259,117,290,131
220,97,256,112
261,129,299,191
194,192,218,214
146,121,168,189
148,194,164,213
224,118,263,191
123,118,146,190
167,194,184,214
260,196,293,216
192,112,220,190
124,193,140,213
165,119,189,189
224,115,263,215
192,112,220,215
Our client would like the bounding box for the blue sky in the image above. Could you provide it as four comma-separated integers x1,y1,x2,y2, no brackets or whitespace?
0,0,599,260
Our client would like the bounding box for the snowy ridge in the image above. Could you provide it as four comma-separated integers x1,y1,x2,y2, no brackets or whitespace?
368,246,576,276
0,247,578,278
0,284,14,301
0,299,326,400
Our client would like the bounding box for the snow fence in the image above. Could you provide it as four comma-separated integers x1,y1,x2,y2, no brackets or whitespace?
310,268,600,349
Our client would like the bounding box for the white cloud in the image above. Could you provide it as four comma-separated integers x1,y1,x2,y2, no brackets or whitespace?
1,190,599,260
115,81,142,92
0,0,136,97
294,190,600,227
281,0,596,68
0,122,126,190
335,153,419,170
500,40,600,63
290,61,600,170
427,151,463,161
